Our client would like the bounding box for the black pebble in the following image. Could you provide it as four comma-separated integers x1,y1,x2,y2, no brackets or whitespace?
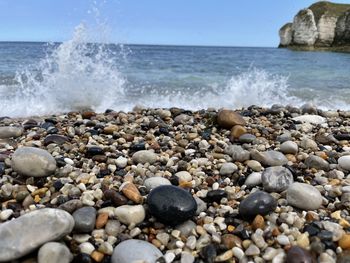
206,190,227,203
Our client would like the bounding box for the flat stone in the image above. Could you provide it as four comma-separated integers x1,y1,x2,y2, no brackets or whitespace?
292,115,326,125
280,141,298,154
251,150,288,167
220,163,238,176
115,205,145,226
239,191,277,219
262,166,294,192
44,135,69,146
73,207,97,233
11,147,57,177
132,150,157,164
0,126,23,139
144,177,171,192
338,155,350,171
0,208,74,262
147,185,197,226
286,246,315,263
239,134,256,143
112,239,163,263
217,110,246,129
225,145,250,162
287,183,322,211
305,155,329,171
38,242,73,263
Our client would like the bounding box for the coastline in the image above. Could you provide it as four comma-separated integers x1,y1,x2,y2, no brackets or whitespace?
1,105,350,262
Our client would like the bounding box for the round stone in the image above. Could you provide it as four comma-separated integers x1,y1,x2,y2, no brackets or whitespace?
286,246,315,263
287,183,322,211
72,207,97,233
305,155,329,171
244,172,262,188
0,126,23,139
239,191,277,219
132,150,157,164
175,171,192,182
115,205,145,226
219,163,238,176
147,185,197,226
262,166,294,192
280,141,298,154
144,177,171,192
112,239,163,263
44,135,69,146
338,155,350,171
38,242,73,263
217,109,246,129
251,150,288,167
11,147,57,177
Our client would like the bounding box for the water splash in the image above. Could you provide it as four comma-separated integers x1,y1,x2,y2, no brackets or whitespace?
0,23,126,117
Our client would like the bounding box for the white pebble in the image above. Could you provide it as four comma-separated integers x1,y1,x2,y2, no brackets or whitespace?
79,242,95,255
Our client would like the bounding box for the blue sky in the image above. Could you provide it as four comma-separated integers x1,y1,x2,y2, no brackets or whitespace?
0,0,349,46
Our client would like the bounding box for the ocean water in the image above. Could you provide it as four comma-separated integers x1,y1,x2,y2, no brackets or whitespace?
1,25,350,117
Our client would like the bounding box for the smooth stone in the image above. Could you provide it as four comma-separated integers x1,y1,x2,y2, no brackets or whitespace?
244,172,262,187
11,147,57,177
239,191,277,219
206,189,227,203
144,177,171,191
43,135,69,146
132,150,157,164
262,166,294,192
115,156,128,168
38,242,73,263
338,252,350,263
58,199,83,213
238,134,256,143
338,155,350,171
225,145,250,162
217,109,246,129
86,146,104,156
251,150,288,167
176,220,197,237
287,183,322,211
305,155,329,171
0,126,23,139
286,246,315,263
0,208,74,262
220,163,238,176
292,115,326,125
175,171,192,182
300,138,318,150
246,160,262,172
280,141,298,154
103,189,128,206
112,239,163,263
148,185,197,226
115,205,145,226
73,207,97,233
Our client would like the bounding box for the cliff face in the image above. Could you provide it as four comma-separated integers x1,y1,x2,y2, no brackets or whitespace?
279,1,350,51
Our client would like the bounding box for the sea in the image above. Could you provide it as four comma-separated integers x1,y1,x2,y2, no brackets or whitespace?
1,24,350,117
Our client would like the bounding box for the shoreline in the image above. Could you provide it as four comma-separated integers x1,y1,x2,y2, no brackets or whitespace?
1,105,350,262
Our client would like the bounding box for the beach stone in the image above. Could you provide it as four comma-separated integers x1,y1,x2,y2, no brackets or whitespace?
144,177,171,191
338,252,350,263
225,145,250,162
239,191,277,219
0,208,74,262
286,246,315,263
175,171,192,182
305,155,329,171
292,115,326,125
0,126,22,139
251,150,288,167
280,141,298,154
115,205,145,226
217,109,246,129
239,134,256,143
111,239,163,263
105,220,121,236
262,166,294,192
11,147,57,177
206,189,227,203
244,172,262,187
220,162,238,176
115,156,128,168
38,242,73,263
132,150,157,164
176,220,197,237
58,199,83,213
230,125,247,139
338,155,350,171
300,138,318,150
73,207,97,233
43,135,69,145
148,185,197,226
246,160,262,172
287,183,322,211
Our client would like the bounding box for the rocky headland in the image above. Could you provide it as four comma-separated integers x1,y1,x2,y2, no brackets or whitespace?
279,1,350,52
1,105,350,262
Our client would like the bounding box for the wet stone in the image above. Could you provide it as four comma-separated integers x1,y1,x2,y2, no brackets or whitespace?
147,185,197,226
239,191,277,219
73,207,97,233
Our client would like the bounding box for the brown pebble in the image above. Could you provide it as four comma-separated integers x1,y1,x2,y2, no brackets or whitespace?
96,213,109,229
339,234,350,250
286,246,315,263
91,251,104,262
217,109,246,129
103,189,128,206
82,111,96,119
252,214,265,230
272,227,281,237
120,182,143,204
221,234,242,249
230,125,247,139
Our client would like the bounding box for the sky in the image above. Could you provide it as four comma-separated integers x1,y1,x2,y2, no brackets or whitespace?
0,0,350,47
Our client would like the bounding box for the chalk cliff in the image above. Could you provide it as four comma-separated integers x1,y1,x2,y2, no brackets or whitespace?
279,1,350,51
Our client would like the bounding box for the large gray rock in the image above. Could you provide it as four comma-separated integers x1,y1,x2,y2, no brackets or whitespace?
287,183,323,210
0,126,23,139
251,150,288,167
279,23,293,46
112,239,163,263
262,166,294,192
132,150,157,164
38,242,73,263
11,147,57,177
292,9,318,46
0,208,74,262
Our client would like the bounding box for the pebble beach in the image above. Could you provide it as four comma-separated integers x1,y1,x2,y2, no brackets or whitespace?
1,104,350,263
